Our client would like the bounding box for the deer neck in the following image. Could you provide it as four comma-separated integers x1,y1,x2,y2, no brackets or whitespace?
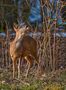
14,34,24,43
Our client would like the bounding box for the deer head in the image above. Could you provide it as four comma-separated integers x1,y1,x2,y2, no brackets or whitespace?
13,23,29,40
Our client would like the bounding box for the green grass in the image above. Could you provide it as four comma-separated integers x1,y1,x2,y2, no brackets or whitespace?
44,83,65,90
0,83,11,90
0,68,66,90
0,80,66,90
0,83,38,90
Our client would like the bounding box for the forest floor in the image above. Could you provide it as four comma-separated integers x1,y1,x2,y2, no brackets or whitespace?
0,33,66,90
0,65,66,90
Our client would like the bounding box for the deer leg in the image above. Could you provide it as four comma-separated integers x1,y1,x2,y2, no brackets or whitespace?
13,60,15,79
18,58,21,79
24,56,31,78
25,61,30,78
13,59,16,79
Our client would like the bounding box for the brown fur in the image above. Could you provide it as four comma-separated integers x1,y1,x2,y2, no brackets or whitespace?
10,25,38,78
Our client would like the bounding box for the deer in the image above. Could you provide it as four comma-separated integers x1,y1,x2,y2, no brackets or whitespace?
10,24,39,79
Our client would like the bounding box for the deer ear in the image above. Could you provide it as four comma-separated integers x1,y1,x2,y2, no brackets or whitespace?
13,23,18,32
